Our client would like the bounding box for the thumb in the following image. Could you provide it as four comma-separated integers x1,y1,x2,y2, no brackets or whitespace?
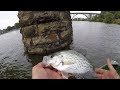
36,62,46,68
107,58,115,71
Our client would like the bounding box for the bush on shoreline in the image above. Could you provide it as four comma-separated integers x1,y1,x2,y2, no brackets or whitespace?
91,11,120,25
0,22,20,35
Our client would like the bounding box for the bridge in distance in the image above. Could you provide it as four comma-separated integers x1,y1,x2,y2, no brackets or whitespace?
70,11,101,20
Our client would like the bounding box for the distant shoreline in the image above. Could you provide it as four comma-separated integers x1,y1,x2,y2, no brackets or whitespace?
0,22,20,35
0,28,20,35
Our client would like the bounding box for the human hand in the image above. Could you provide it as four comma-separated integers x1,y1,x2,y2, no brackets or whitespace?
95,58,120,79
32,62,63,79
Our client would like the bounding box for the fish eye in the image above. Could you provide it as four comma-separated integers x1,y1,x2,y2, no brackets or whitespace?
50,55,53,58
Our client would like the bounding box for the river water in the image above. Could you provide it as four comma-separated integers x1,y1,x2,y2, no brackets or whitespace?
1,21,120,79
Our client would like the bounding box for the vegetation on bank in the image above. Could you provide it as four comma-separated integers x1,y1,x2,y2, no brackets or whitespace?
72,18,87,21
0,22,20,35
91,11,120,25
1,11,120,35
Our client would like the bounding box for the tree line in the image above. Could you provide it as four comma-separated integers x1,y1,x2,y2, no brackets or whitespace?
91,11,120,24
0,22,20,35
72,18,87,21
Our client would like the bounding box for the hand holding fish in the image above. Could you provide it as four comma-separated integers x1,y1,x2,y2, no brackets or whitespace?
32,62,63,79
95,58,120,79
32,50,120,79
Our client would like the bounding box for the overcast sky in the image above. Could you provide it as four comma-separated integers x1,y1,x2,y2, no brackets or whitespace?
0,11,19,30
0,11,101,30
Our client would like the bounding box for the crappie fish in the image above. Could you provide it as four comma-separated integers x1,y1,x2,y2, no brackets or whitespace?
42,50,96,79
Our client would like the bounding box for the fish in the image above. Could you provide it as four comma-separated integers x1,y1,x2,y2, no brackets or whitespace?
42,50,96,79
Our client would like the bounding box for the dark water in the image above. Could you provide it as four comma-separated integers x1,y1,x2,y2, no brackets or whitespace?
1,21,120,79
0,30,32,79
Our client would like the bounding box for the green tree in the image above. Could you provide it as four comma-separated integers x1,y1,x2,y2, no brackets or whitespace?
14,22,20,28
5,26,13,32
91,11,120,25
114,11,120,19
103,12,114,23
109,11,116,14
113,19,120,24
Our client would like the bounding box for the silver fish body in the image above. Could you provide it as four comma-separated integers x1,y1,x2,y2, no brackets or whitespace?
42,50,96,79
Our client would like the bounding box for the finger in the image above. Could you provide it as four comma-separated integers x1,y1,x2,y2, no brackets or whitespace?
46,65,54,69
95,74,102,79
45,65,58,72
106,58,115,71
102,76,107,79
32,62,45,71
36,62,45,68
57,71,62,75
45,68,63,79
52,68,58,72
95,68,105,74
